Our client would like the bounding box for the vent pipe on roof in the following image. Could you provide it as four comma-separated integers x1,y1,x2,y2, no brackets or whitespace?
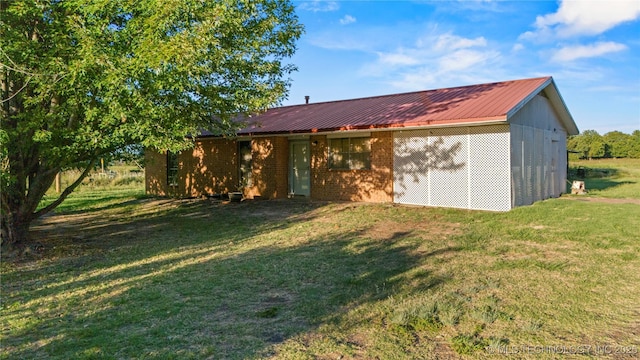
305,95,310,104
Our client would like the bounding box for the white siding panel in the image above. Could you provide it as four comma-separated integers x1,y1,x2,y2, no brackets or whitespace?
510,94,561,131
557,131,567,197
509,93,569,207
543,131,551,197
523,128,534,205
510,124,524,207
534,127,544,202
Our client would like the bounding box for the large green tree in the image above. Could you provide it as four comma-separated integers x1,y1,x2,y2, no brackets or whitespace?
568,129,640,160
568,130,607,159
603,131,632,158
629,130,640,158
1,0,303,250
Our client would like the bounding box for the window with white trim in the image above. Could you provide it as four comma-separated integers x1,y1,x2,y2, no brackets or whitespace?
328,137,371,170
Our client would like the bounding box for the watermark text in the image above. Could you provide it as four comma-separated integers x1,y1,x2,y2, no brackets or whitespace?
486,344,638,355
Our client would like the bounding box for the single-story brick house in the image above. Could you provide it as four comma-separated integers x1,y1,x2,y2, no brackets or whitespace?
145,76,579,211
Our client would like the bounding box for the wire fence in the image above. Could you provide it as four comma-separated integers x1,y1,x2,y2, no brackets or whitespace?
52,167,145,192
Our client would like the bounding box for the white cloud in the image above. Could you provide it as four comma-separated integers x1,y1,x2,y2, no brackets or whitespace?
308,35,370,51
377,51,420,66
307,25,408,52
551,41,628,62
522,0,640,40
307,23,505,91
297,1,339,12
535,66,607,83
389,69,437,91
339,15,356,25
512,43,525,52
362,31,502,91
438,49,497,72
440,0,504,13
432,33,487,51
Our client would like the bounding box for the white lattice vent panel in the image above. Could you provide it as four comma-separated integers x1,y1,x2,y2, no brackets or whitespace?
468,126,511,211
394,126,511,211
428,128,469,209
394,131,430,205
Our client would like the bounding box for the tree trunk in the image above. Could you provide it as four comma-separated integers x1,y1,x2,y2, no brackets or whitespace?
1,211,33,256
1,159,96,256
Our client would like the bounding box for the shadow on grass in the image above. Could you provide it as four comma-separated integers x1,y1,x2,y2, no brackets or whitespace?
565,178,635,193
567,166,635,192
38,188,148,216
2,199,456,359
568,165,618,179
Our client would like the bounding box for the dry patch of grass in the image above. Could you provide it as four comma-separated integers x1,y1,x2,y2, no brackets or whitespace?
2,171,640,359
362,217,461,241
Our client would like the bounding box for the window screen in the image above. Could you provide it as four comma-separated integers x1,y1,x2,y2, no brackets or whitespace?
167,151,179,186
328,137,371,170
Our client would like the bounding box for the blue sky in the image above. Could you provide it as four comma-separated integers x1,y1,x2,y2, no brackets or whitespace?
283,0,640,134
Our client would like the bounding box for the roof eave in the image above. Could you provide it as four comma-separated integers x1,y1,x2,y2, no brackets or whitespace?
505,77,553,120
234,117,509,137
506,77,579,136
544,78,579,135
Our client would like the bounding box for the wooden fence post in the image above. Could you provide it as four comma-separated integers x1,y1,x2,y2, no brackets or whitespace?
55,172,61,193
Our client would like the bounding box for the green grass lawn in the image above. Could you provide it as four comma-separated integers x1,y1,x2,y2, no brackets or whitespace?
568,158,640,198
2,160,639,359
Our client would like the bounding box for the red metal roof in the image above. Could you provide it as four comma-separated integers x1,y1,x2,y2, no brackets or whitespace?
232,76,566,135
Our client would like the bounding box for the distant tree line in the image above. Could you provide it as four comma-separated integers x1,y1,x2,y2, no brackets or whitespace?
568,130,640,159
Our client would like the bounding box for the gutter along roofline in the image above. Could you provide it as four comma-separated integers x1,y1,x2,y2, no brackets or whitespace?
196,117,509,139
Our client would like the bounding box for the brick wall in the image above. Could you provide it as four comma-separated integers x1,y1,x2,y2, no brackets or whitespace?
273,137,289,198
145,149,169,196
184,138,238,197
310,132,393,202
246,137,288,199
145,138,239,197
146,132,394,202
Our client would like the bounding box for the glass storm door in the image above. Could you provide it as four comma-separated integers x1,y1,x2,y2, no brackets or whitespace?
289,141,310,196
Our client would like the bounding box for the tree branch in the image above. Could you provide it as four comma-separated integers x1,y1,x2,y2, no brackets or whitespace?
33,158,97,219
0,76,31,104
